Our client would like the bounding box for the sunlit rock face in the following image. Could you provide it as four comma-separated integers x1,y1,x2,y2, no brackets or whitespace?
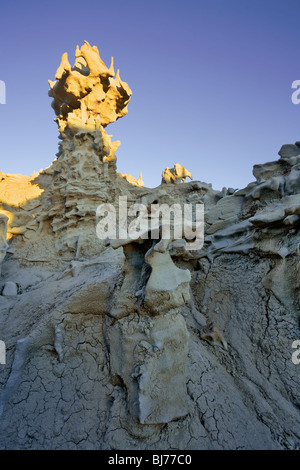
48,40,132,131
0,43,300,451
48,41,132,173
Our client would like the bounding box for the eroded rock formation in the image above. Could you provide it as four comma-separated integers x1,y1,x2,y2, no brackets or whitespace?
0,43,300,450
162,164,193,184
120,171,144,187
48,40,131,130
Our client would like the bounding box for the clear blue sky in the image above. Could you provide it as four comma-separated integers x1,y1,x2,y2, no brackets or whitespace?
1,0,300,190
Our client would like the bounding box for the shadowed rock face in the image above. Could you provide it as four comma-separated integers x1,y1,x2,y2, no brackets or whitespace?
0,43,300,450
0,215,8,276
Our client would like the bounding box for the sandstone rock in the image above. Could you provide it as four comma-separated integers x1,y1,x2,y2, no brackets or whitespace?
120,172,144,187
162,163,192,184
49,41,131,129
0,43,300,451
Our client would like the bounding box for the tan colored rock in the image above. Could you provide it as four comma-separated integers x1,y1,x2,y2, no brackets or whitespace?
0,173,43,207
199,320,227,350
48,40,132,129
162,163,192,184
120,172,144,188
0,173,43,243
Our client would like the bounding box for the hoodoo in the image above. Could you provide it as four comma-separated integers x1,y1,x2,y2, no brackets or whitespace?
0,43,300,450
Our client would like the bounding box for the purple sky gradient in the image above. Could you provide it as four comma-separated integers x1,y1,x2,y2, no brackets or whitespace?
1,0,300,190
